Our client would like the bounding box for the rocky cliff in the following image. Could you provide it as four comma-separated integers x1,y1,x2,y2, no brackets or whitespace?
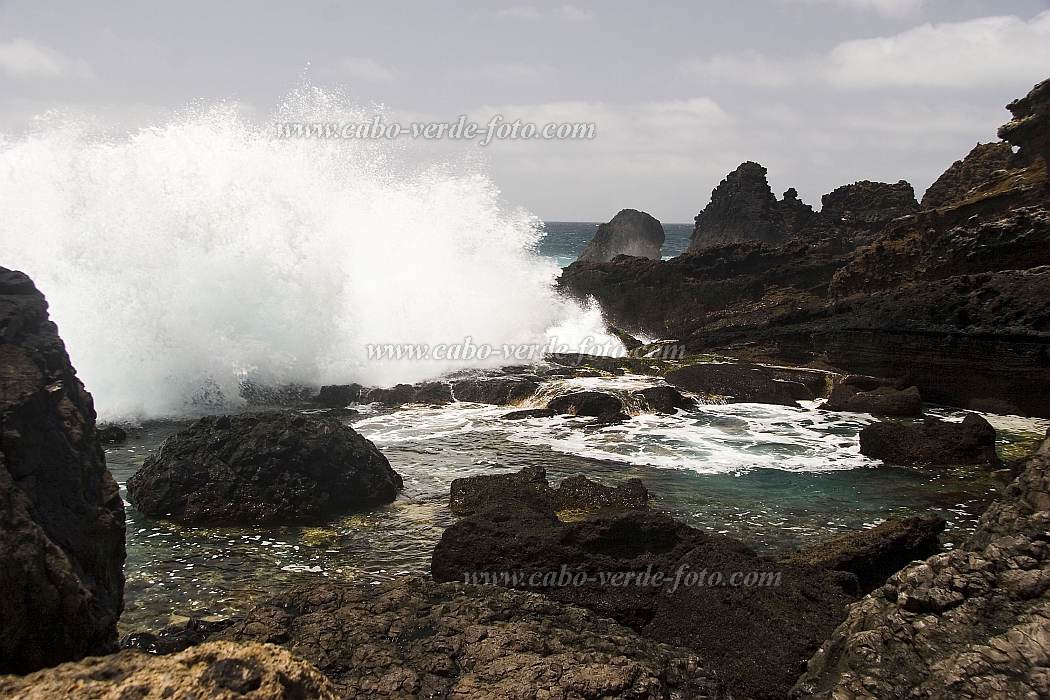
921,142,1015,209
1000,76,1050,168
820,180,919,227
0,267,126,673
690,161,787,249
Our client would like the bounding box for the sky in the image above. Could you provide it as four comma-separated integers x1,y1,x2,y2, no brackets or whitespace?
1,0,1048,222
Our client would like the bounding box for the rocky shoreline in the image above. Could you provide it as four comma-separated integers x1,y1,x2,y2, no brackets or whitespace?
1,79,1049,698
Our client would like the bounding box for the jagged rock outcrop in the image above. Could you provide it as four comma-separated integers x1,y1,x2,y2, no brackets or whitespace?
126,412,402,523
546,390,627,419
0,642,337,699
859,414,999,468
779,187,820,237
922,142,1015,209
999,76,1050,168
793,435,1050,699
824,375,922,416
578,209,665,262
363,381,453,406
784,516,945,595
432,469,854,699
209,577,727,698
690,162,788,249
450,376,540,405
314,383,362,408
0,267,125,674
665,362,811,405
821,180,919,227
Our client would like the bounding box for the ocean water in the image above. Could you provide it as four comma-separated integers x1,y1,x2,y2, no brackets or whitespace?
539,221,693,268
108,374,1048,632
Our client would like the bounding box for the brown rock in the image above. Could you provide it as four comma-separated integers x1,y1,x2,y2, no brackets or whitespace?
922,142,1015,208
824,375,923,416
859,414,999,468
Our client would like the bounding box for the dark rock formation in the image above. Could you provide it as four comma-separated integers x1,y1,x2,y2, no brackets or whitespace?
820,180,919,227
209,577,726,698
824,375,922,416
448,466,648,517
450,376,539,405
578,209,665,263
783,516,945,594
690,162,787,250
501,407,556,420
859,414,999,468
999,76,1050,167
922,142,1015,208
96,424,128,444
0,641,338,699
793,435,1050,699
432,476,854,699
546,390,627,418
314,383,361,408
778,187,820,237
0,267,125,674
664,362,808,405
632,385,696,413
126,412,402,523
363,381,453,406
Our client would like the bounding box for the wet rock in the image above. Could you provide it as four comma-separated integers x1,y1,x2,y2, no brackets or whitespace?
820,180,919,227
208,577,726,698
632,385,696,413
121,615,236,655
783,515,945,594
314,383,362,408
860,413,999,468
793,437,1050,699
824,375,923,416
0,267,125,674
501,407,557,420
999,76,1050,167
432,500,853,700
363,381,453,406
690,161,788,250
0,641,337,699
546,390,627,418
607,324,644,351
578,208,665,263
922,142,1016,208
450,376,540,405
448,466,649,517
664,362,805,406
126,412,402,524
96,424,128,444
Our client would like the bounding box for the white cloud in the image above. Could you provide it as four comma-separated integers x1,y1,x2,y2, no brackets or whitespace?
681,10,1050,89
0,38,93,80
497,5,592,21
786,0,926,18
339,57,398,83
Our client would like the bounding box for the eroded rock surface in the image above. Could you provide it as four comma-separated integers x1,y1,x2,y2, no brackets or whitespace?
820,180,919,227
922,142,1015,209
690,161,788,249
824,375,922,416
578,208,665,262
860,414,999,468
0,267,125,674
0,641,337,699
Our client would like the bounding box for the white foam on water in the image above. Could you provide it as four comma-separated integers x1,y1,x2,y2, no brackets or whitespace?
0,87,617,420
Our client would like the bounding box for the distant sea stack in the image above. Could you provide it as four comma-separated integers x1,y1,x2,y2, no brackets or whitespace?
689,161,786,250
577,208,664,262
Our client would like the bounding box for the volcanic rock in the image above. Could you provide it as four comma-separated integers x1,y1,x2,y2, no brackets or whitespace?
314,383,362,408
363,381,453,406
0,267,126,674
690,162,788,250
451,376,540,405
820,180,919,227
0,642,337,699
126,412,402,523
632,385,696,413
824,375,922,416
783,515,945,594
859,413,999,468
578,208,665,263
546,390,627,418
664,362,807,405
921,142,1015,209
999,76,1050,167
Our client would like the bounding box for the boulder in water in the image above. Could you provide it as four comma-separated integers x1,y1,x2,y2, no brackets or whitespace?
860,413,998,468
632,385,696,414
314,383,362,408
577,209,664,263
0,267,126,674
127,412,402,523
546,390,628,419
824,375,923,416
664,362,806,406
450,376,539,405
363,381,452,406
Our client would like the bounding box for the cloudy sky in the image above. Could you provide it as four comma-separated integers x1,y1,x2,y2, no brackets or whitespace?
1,0,1048,221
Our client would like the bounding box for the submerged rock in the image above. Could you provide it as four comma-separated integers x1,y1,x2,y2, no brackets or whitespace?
824,375,922,416
664,362,807,406
127,412,402,523
209,577,726,698
783,515,945,594
0,641,337,699
860,414,999,468
0,267,126,674
501,407,557,420
793,436,1050,698
432,473,854,699
577,208,665,263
